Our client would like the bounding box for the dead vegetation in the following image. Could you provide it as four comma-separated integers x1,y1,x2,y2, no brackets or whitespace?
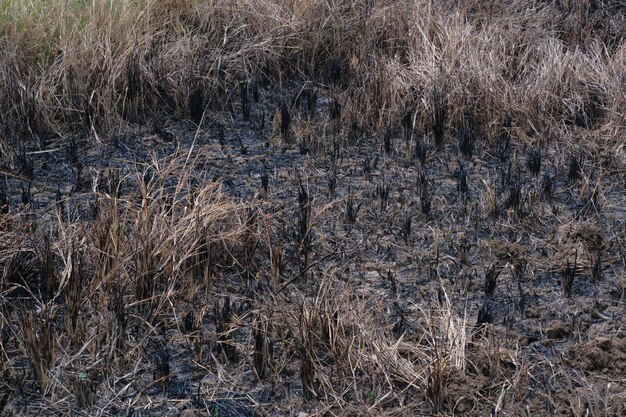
0,0,625,416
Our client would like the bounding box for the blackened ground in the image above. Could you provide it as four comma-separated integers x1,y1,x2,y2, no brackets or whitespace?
1,80,625,416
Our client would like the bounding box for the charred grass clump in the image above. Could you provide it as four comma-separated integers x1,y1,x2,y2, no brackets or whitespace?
0,154,252,412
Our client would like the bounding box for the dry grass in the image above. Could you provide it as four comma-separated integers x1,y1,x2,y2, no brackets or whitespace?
0,0,625,416
1,153,251,412
0,1,623,147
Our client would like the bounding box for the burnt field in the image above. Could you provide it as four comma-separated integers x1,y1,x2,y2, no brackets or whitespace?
0,1,625,416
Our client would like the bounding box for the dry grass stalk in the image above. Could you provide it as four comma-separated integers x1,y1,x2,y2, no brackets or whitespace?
17,305,56,392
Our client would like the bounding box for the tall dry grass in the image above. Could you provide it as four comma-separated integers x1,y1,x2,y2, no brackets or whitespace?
0,0,623,160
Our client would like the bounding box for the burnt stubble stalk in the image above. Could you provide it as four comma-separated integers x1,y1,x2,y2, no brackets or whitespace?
297,177,312,273
527,147,541,176
413,132,426,165
476,300,494,334
384,127,393,154
67,242,83,342
243,207,258,277
214,296,239,363
329,98,341,134
386,269,397,297
506,177,522,215
376,179,390,213
569,154,582,184
497,116,512,162
271,242,283,285
252,314,273,381
363,155,372,182
459,238,470,265
299,134,309,155
260,167,269,195
458,112,475,159
17,143,34,179
431,87,447,149
306,87,318,119
20,182,31,205
73,374,97,410
346,192,361,224
240,80,250,122
124,50,141,123
188,85,205,124
401,212,412,244
427,355,446,415
402,110,414,159
484,262,500,299
457,160,469,204
280,99,291,144
562,257,577,298
183,310,196,334
328,170,337,197
18,306,56,392
153,343,170,393
41,236,56,302
541,172,554,202
591,252,601,283
329,56,341,84
0,174,8,214
418,170,432,215
299,306,316,401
